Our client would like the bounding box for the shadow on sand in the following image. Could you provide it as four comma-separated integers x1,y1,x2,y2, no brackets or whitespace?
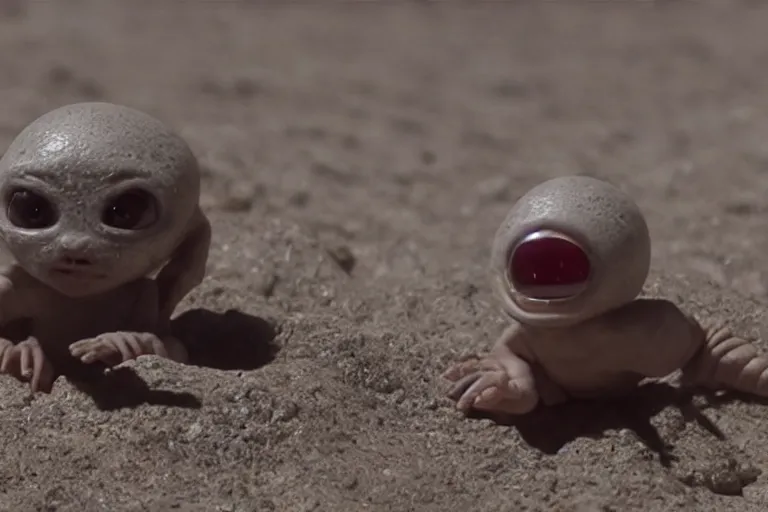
70,366,203,410
170,308,280,371
464,382,759,467
38,308,281,410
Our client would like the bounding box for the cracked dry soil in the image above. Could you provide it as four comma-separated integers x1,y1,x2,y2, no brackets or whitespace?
5,1,768,511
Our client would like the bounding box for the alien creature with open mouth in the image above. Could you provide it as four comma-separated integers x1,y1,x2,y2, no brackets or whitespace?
0,102,211,393
443,175,768,416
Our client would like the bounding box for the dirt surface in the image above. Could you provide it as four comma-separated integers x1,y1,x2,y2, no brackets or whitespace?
5,1,768,510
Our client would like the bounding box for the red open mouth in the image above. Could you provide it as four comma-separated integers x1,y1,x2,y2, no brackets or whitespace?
508,231,591,300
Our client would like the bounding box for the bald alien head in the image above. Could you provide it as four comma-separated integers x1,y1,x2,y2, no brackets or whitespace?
489,175,651,328
0,102,200,297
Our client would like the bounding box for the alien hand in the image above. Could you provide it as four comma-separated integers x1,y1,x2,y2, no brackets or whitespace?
0,336,55,393
441,355,486,382
443,358,538,415
69,332,187,366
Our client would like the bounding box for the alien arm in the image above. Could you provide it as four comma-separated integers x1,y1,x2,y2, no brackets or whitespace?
69,279,188,366
489,324,537,379
0,271,21,359
0,266,56,392
0,275,16,326
488,325,544,409
155,206,211,320
0,265,38,325
445,324,540,415
606,299,704,378
679,315,768,396
625,301,768,397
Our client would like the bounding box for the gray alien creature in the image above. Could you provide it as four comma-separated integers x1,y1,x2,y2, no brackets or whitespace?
0,102,210,392
444,175,768,415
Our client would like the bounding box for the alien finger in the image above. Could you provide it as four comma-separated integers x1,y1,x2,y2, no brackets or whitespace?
456,372,507,412
0,346,14,374
111,334,135,362
471,386,529,414
30,347,45,392
116,332,148,362
442,364,473,382
97,339,128,366
479,377,539,414
68,339,99,357
31,354,55,393
149,336,170,358
35,365,55,393
447,372,483,400
0,340,19,374
19,344,32,380
457,354,482,364
0,342,9,372
30,351,43,390
445,357,505,382
73,339,109,364
71,338,119,365
79,350,100,364
81,342,119,365
123,334,145,359
476,383,522,407
442,359,485,381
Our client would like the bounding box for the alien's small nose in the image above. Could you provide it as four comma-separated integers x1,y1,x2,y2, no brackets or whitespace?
57,233,95,266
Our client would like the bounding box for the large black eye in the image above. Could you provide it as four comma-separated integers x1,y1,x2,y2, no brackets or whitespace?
102,189,158,230
6,188,58,229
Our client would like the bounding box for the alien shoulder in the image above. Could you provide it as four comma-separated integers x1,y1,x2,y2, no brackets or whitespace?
599,298,704,376
0,263,44,323
0,263,39,292
0,269,12,296
599,298,694,335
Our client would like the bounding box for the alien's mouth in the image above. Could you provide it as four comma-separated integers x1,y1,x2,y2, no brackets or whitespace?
51,267,107,279
508,230,591,300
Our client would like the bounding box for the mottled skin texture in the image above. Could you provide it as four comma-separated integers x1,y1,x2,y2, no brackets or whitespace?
444,176,768,415
0,102,210,392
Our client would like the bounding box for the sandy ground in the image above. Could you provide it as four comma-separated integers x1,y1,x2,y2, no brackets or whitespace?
5,1,768,510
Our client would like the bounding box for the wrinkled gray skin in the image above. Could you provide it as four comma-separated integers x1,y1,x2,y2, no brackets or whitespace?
0,102,210,392
489,175,651,328
0,102,202,299
444,175,768,416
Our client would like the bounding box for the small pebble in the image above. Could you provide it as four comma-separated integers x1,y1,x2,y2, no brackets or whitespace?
341,476,358,490
185,422,203,442
256,272,279,297
271,401,299,422
326,244,356,274
220,182,265,212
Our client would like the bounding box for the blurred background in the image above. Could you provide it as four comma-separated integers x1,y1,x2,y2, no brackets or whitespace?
3,1,768,295
4,2,768,510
